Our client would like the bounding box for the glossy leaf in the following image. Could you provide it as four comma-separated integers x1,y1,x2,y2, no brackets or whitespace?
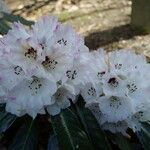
0,12,34,35
108,133,134,150
51,108,94,150
47,133,59,150
0,108,16,133
1,13,34,26
9,119,38,150
0,19,10,34
75,98,111,150
137,122,150,150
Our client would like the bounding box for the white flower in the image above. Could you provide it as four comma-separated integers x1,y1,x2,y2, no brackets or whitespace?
29,16,59,54
50,25,77,52
30,16,58,45
98,95,134,123
89,49,108,82
47,84,76,115
108,49,147,76
63,51,92,88
86,102,129,136
40,46,73,82
102,73,127,97
6,76,57,118
4,22,30,42
125,72,150,113
126,108,150,132
9,38,45,73
81,82,103,103
6,102,46,118
84,49,150,133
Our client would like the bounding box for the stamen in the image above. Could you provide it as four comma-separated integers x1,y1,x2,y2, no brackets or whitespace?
28,77,42,95
57,38,67,46
134,111,143,119
24,47,37,59
109,96,122,109
87,87,96,96
66,70,77,80
108,77,118,88
127,83,137,93
42,56,58,70
14,66,23,75
115,63,122,69
97,71,105,78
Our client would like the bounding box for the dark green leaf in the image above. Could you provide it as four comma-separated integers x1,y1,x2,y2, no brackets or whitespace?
47,134,59,150
137,122,150,150
9,118,38,150
0,12,34,35
0,111,16,133
109,133,133,150
75,98,111,150
0,104,6,112
2,13,34,26
51,108,94,150
0,19,10,34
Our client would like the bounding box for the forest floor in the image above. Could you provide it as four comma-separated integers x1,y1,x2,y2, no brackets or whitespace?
5,0,150,57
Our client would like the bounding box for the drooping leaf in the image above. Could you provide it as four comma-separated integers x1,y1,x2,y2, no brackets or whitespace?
74,97,111,150
1,13,34,26
0,12,34,35
47,133,59,150
51,108,94,150
0,109,16,133
9,118,38,150
0,19,10,34
108,133,134,150
136,122,150,150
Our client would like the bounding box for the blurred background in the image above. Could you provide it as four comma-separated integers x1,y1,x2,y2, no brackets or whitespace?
1,0,150,56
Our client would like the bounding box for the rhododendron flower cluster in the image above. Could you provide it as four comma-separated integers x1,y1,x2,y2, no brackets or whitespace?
82,49,150,135
0,16,150,135
0,16,90,118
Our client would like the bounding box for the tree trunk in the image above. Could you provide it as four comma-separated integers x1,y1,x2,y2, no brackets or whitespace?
131,0,150,33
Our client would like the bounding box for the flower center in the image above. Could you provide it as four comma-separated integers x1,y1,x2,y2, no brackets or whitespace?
42,56,58,70
127,83,137,93
97,71,105,78
115,63,122,69
134,111,143,119
87,87,96,96
57,38,67,46
28,77,42,95
14,66,23,75
66,70,77,80
24,47,37,60
108,77,118,88
109,96,122,109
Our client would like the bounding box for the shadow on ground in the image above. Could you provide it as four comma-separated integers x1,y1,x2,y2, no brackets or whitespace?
12,0,56,14
85,24,147,50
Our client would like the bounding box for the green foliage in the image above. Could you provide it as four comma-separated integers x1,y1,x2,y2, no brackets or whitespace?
107,132,134,150
9,118,38,150
47,134,59,150
136,122,150,150
74,98,111,150
0,12,34,34
0,104,16,134
51,107,94,150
